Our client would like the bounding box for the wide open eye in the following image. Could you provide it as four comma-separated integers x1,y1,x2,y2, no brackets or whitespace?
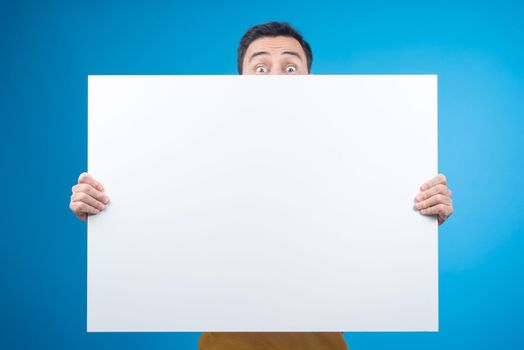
256,66,269,73
285,65,297,73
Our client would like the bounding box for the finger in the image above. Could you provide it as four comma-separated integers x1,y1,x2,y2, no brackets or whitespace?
72,183,110,204
420,203,453,216
71,192,107,211
420,173,447,191
78,172,104,191
69,201,100,216
414,194,452,210
415,184,452,202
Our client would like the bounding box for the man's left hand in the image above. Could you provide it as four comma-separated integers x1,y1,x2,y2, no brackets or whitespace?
414,173,453,225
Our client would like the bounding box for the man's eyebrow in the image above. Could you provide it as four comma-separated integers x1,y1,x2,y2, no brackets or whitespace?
281,51,303,61
249,51,270,62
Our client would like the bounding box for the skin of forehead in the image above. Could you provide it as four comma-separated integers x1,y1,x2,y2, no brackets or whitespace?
243,36,307,65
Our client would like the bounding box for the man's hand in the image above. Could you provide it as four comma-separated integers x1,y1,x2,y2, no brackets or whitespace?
69,172,110,222
414,173,453,225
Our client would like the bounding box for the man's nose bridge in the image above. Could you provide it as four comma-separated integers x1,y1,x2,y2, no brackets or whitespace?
270,64,284,75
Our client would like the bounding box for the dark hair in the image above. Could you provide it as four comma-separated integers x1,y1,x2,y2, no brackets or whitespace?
237,22,313,74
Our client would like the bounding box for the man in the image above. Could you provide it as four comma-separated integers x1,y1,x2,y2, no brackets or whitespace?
70,22,453,350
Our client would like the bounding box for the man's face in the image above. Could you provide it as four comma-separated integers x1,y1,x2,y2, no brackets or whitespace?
242,36,309,75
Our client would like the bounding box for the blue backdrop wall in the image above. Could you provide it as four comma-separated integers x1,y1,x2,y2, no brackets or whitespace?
1,1,523,349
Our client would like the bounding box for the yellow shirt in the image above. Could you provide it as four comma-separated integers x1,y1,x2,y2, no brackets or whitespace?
198,332,348,350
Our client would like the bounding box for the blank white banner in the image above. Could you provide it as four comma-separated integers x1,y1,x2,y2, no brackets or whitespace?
87,75,438,332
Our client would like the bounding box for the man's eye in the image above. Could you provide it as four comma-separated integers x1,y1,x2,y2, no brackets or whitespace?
286,65,297,73
256,66,268,73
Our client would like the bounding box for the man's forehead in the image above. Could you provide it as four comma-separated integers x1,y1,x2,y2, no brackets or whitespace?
246,36,305,56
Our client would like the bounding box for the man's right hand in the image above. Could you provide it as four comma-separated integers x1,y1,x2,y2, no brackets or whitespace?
69,172,110,222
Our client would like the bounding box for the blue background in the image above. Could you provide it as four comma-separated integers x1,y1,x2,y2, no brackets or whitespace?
1,0,523,349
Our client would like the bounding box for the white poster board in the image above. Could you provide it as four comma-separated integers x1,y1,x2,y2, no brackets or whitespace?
88,75,438,332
